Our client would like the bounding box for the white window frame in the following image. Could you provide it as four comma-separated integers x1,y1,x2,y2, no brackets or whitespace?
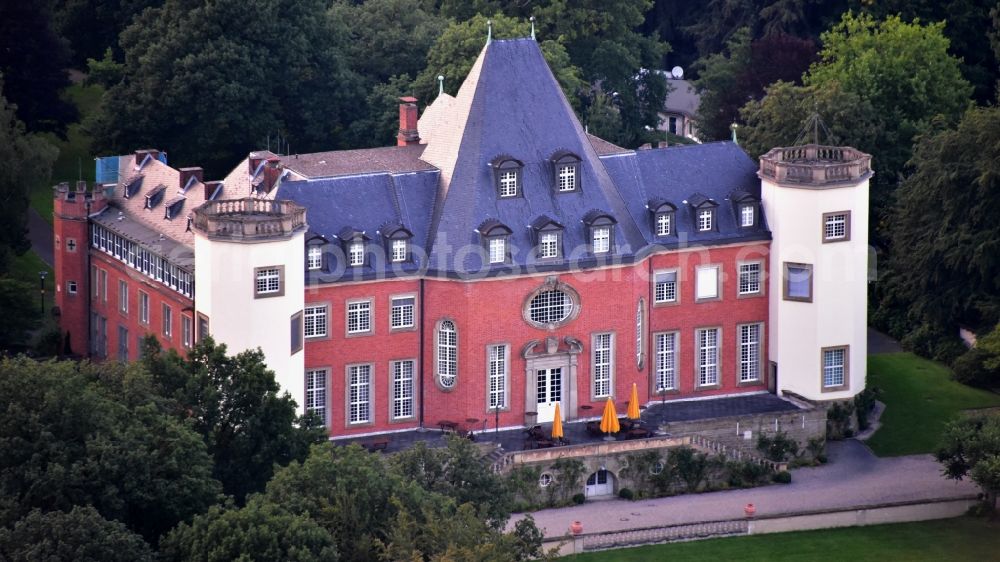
695,264,720,301
307,246,323,270
697,209,713,231
499,169,519,197
348,241,365,267
655,331,678,392
739,323,762,383
738,261,763,296
138,291,149,325
346,299,372,335
740,204,755,227
784,262,813,302
557,164,576,192
697,327,720,387
436,320,457,389
391,360,415,420
539,232,560,259
255,266,281,296
304,305,328,338
656,212,672,236
592,225,611,254
823,211,851,242
635,299,645,369
305,369,327,426
654,270,678,304
181,315,192,348
488,344,508,410
822,346,849,390
390,239,408,263
118,280,128,313
488,237,507,264
347,364,372,425
592,332,614,399
390,295,415,330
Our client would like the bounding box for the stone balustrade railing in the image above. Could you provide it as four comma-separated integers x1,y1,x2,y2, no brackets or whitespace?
759,144,872,187
687,434,787,473
491,435,691,474
580,519,749,551
191,198,307,241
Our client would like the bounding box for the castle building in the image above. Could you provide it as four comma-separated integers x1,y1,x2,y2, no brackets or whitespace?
54,38,871,440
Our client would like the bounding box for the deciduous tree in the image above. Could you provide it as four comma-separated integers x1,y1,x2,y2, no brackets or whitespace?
937,415,1000,511
0,506,153,562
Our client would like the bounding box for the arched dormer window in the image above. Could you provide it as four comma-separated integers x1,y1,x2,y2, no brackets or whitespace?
550,150,581,193
381,223,413,263
731,190,759,228
648,199,676,237
490,156,523,198
688,193,718,232
436,319,458,389
305,234,326,271
531,215,564,260
338,227,369,267
583,209,617,255
478,218,513,265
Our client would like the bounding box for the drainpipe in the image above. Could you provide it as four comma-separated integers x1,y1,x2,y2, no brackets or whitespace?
85,198,93,359
418,278,425,429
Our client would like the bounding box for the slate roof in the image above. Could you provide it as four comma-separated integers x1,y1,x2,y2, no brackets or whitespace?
273,38,769,279
663,78,700,117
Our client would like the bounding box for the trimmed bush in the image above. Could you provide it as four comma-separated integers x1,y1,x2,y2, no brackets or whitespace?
618,488,634,500
772,471,792,484
572,493,586,505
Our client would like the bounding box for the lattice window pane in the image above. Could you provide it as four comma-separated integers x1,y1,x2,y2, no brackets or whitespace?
698,209,713,231
349,365,371,423
823,348,846,387
437,321,457,388
656,333,676,391
391,297,415,328
592,226,610,253
740,324,760,382
349,241,365,266
739,262,761,295
306,370,327,426
304,305,327,337
557,165,576,191
307,246,322,270
489,345,507,409
499,170,519,197
698,328,719,386
393,361,414,419
391,239,408,262
489,237,506,264
593,333,612,397
529,290,571,324
256,268,280,293
539,232,559,258
656,213,671,236
347,301,371,333
825,214,847,239
654,271,677,303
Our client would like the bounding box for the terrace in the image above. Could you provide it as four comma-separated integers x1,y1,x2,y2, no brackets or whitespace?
758,144,872,187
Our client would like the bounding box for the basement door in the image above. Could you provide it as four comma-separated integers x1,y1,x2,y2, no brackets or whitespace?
535,368,563,423
585,469,614,497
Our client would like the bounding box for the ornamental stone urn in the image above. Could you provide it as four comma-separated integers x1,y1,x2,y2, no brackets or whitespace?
569,521,583,535
744,503,756,518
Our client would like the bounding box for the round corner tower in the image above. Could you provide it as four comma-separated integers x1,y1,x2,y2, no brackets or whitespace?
191,198,308,410
758,145,871,402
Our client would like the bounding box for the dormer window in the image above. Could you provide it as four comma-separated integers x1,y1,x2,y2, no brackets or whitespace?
145,184,166,209
381,224,413,264
349,241,365,266
391,239,407,262
698,209,713,231
307,246,323,270
532,216,564,260
550,151,581,193
491,156,523,198
478,218,513,265
731,191,759,228
740,204,755,227
648,199,676,237
164,197,185,220
689,193,718,232
583,210,617,255
339,227,369,268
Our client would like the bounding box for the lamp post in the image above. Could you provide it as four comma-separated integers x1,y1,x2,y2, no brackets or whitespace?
38,271,47,316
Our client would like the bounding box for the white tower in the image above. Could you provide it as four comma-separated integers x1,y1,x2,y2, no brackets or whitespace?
759,145,871,401
191,198,308,410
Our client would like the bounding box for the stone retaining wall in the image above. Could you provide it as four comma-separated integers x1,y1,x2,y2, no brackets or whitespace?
664,406,827,458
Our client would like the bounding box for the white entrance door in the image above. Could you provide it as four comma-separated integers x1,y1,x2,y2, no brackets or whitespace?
535,367,563,423
585,470,613,497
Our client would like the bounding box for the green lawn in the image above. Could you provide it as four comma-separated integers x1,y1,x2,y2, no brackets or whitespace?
865,353,1000,456
7,250,55,323
31,82,103,224
565,517,1000,561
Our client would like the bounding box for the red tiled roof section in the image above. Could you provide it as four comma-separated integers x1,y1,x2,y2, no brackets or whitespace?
587,133,631,156
280,144,434,179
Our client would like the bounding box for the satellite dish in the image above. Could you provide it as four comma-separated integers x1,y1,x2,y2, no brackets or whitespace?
671,66,684,79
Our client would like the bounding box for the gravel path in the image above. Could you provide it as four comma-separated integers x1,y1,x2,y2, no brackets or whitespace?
27,208,54,267
511,440,977,537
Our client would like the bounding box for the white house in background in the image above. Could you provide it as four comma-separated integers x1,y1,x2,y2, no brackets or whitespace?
657,67,700,142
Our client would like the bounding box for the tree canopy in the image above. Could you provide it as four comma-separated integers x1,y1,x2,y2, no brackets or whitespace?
0,506,153,562
937,415,1000,511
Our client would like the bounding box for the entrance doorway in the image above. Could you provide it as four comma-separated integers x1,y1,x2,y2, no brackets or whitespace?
585,469,614,497
535,367,563,423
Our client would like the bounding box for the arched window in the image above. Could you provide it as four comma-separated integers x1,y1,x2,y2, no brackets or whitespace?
436,320,457,389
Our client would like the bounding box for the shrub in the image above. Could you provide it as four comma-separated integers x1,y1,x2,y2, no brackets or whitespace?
572,493,586,505
817,454,828,464
618,488,634,500
726,461,771,488
854,387,879,431
952,348,1000,389
806,436,826,460
772,471,792,484
668,446,710,493
827,401,855,439
756,431,800,462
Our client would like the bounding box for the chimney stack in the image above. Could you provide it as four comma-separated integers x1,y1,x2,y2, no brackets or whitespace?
397,96,420,146
178,167,204,190
203,180,222,201
249,153,265,176
262,158,282,193
134,149,160,166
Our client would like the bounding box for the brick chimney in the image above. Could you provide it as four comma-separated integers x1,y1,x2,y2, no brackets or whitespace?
134,149,160,166
397,96,420,146
203,180,222,201
178,167,203,190
249,153,265,175
262,158,282,193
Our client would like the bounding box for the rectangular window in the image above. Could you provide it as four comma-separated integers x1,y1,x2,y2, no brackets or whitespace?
307,246,323,270
784,263,813,302
655,332,677,391
347,300,372,334
557,165,576,191
182,315,192,348
138,291,149,324
390,296,415,329
305,369,327,426
348,241,365,266
697,328,720,386
488,344,507,409
539,232,560,259
823,211,851,242
656,213,672,236
118,280,128,314
392,360,415,420
593,333,613,398
117,325,129,361
695,265,720,300
738,262,762,295
254,266,283,297
592,226,610,254
822,346,848,389
291,311,303,354
390,239,408,262
739,324,761,382
697,209,713,231
304,305,328,338
67,281,77,294
348,364,372,424
197,313,209,343
488,237,506,264
100,269,108,302
654,270,677,304
740,204,755,227
499,170,518,197
162,304,172,338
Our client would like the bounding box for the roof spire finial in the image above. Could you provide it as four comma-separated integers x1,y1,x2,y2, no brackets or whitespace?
530,16,536,40
487,19,492,44
730,122,739,145
437,75,444,97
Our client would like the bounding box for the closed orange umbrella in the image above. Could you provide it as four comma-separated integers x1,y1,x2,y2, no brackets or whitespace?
551,402,564,440
627,382,641,420
599,397,620,434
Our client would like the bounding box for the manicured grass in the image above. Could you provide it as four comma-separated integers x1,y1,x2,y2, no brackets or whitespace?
31,82,104,224
565,517,1000,562
865,353,1000,456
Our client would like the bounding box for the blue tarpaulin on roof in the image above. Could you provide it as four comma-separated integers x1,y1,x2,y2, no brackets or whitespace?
95,156,119,183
